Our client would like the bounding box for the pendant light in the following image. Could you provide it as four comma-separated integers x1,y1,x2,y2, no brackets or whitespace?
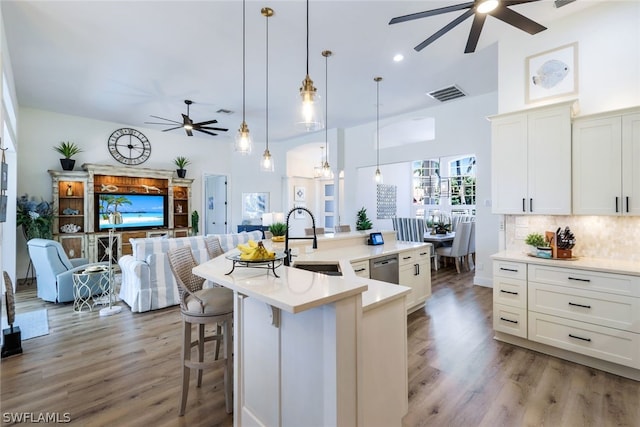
298,0,323,131
374,76,383,183
235,0,252,155
321,50,332,178
260,7,274,172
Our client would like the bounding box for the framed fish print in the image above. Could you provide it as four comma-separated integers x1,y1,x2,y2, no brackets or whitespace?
525,42,578,104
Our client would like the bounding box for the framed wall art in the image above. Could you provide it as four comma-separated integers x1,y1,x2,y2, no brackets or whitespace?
525,42,578,104
294,186,306,202
242,192,269,223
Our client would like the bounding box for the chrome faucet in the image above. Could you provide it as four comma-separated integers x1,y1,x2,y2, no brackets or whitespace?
284,206,318,266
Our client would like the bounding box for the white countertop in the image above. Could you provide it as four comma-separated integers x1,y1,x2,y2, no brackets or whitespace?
193,240,430,314
492,251,640,276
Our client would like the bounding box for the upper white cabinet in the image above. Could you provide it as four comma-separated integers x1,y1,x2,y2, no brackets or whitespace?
573,108,640,215
491,101,575,215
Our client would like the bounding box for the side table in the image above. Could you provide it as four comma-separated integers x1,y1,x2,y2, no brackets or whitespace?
72,267,111,313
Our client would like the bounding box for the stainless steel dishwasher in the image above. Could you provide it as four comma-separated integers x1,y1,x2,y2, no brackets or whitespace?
369,254,399,284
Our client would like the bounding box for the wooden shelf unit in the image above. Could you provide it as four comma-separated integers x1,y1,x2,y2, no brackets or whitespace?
49,164,193,262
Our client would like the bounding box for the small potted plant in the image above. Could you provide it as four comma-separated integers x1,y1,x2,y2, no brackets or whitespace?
525,232,550,257
54,141,82,171
269,222,287,242
174,156,191,178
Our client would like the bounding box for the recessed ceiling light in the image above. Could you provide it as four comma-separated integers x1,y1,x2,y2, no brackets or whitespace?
393,54,404,62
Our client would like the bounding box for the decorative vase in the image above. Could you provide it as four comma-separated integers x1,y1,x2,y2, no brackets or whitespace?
176,169,186,178
60,159,75,171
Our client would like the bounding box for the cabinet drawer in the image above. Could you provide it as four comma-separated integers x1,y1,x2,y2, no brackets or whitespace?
528,264,640,297
529,282,640,333
493,277,527,308
494,304,527,338
493,261,527,280
528,312,640,369
398,251,416,267
350,260,370,278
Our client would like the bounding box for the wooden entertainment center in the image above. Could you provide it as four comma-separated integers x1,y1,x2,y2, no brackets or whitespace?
49,163,193,262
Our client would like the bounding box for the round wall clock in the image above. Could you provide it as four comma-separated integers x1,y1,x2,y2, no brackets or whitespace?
107,128,151,165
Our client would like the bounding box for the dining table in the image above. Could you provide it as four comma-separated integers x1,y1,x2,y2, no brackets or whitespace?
423,232,455,269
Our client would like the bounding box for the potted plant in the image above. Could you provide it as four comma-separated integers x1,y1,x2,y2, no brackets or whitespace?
191,210,199,235
174,156,191,178
269,222,287,242
54,141,82,171
355,207,372,231
525,232,550,256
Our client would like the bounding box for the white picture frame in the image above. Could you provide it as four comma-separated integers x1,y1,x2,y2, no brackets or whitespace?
294,186,306,202
525,42,578,104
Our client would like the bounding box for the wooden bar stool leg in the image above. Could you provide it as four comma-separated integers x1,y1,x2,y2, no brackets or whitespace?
179,320,192,416
223,319,233,414
197,323,205,387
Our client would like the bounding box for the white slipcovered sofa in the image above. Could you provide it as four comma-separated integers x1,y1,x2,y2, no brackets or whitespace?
118,231,262,313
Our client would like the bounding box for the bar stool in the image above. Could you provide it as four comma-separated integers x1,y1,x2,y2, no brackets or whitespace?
167,246,233,416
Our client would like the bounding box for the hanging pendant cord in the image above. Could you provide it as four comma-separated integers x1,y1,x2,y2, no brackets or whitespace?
242,0,246,123
376,81,380,168
266,11,269,149
306,0,309,75
324,54,328,161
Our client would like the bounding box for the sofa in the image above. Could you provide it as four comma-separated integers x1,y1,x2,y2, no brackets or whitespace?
118,231,263,313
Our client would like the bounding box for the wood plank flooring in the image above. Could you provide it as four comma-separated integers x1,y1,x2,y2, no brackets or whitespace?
1,266,638,426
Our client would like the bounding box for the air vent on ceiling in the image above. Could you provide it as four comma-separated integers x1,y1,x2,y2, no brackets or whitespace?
427,85,466,102
216,108,233,114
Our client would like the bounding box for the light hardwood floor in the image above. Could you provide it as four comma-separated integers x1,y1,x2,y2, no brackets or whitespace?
2,266,638,426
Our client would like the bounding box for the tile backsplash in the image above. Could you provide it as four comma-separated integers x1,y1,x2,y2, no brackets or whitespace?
505,215,640,262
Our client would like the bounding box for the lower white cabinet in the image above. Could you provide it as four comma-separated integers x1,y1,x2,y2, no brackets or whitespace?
493,258,640,372
350,259,370,278
399,248,431,313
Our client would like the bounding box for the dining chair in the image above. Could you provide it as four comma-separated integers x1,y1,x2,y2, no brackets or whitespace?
435,221,472,273
167,246,233,416
335,225,351,232
204,236,224,260
467,221,476,269
305,227,324,236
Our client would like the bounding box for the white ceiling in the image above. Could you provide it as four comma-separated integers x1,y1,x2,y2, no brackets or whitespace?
2,1,598,144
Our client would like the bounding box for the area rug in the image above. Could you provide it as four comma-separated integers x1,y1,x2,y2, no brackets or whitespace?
1,309,49,345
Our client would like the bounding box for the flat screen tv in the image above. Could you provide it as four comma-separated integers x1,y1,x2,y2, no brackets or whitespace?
96,193,168,231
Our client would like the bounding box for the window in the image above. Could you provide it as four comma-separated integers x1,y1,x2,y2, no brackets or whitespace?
412,160,440,205
448,156,476,207
323,183,335,230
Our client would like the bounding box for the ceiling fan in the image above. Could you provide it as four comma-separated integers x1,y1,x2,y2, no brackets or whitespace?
389,0,547,54
145,100,229,137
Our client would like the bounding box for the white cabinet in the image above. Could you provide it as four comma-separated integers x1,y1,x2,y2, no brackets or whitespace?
350,259,370,278
573,108,640,215
399,248,431,313
490,101,574,214
492,261,528,338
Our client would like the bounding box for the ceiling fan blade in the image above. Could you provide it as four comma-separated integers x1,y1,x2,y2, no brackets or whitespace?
198,126,229,132
149,115,182,124
464,13,487,53
192,119,219,127
503,0,543,6
414,9,475,52
145,121,178,125
490,5,547,34
389,2,473,25
162,126,184,132
196,129,218,136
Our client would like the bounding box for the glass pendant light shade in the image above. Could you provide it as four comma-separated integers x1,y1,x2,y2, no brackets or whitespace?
235,121,252,155
236,0,252,155
297,0,324,132
261,7,275,172
375,168,383,183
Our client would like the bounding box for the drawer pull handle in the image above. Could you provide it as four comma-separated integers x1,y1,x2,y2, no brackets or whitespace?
569,334,592,342
403,256,412,260
354,268,366,273
500,317,518,324
568,277,591,283
500,290,519,295
419,252,429,256
568,302,591,309
500,268,519,273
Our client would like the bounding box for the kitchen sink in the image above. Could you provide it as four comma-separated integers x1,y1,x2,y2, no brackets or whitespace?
292,263,342,276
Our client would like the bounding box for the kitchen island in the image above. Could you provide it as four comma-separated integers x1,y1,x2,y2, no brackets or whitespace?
193,234,431,427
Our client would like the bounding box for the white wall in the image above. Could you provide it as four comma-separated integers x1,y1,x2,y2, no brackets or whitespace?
498,1,640,115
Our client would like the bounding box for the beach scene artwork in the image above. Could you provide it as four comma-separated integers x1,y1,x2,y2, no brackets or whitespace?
98,194,165,229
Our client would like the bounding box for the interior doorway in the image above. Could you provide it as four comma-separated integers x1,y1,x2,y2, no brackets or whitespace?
204,174,228,235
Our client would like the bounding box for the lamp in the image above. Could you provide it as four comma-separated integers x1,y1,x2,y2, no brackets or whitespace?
476,0,499,13
298,0,323,131
235,0,252,155
374,76,383,183
321,50,332,177
260,7,275,172
313,146,325,178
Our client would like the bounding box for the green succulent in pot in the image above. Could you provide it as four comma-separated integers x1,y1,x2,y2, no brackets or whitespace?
525,232,548,248
269,222,287,242
54,141,82,171
174,156,191,178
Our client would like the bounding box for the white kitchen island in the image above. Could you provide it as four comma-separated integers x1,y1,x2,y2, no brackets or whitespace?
193,235,429,427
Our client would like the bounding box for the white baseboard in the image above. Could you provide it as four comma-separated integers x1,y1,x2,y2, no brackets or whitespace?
473,275,493,287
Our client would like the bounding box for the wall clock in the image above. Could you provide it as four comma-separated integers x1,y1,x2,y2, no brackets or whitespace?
107,128,151,165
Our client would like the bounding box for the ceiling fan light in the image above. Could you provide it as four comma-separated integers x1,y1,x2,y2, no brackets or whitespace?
183,124,193,131
235,121,252,155
477,0,499,14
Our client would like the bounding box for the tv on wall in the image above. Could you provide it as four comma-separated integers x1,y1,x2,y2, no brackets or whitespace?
96,194,167,231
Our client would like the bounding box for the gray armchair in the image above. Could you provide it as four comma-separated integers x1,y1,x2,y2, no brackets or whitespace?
27,238,107,303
